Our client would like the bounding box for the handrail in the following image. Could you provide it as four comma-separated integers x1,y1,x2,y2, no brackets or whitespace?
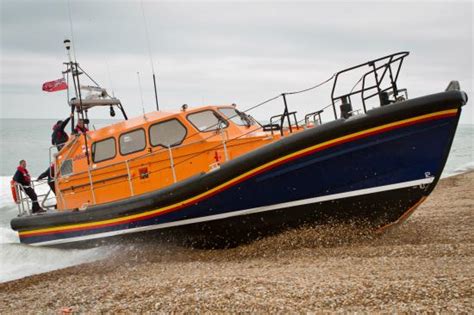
59,124,264,180
87,166,96,205
167,146,177,183
60,134,267,188
57,134,269,198
40,189,56,210
331,51,409,119
125,160,134,196
304,110,323,126
219,125,230,162
15,183,30,216
14,179,57,216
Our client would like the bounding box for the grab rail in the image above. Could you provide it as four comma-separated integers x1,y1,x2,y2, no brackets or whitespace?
331,51,409,118
14,179,57,217
304,110,323,126
167,145,177,183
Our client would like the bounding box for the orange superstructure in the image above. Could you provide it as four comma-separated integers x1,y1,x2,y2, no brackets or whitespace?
54,105,296,210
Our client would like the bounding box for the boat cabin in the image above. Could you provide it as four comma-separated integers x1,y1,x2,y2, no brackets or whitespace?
55,105,278,210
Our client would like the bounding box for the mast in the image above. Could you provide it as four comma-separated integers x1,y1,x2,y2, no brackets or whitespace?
64,39,91,165
63,39,76,134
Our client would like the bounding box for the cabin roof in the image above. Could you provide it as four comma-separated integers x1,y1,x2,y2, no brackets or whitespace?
87,105,233,140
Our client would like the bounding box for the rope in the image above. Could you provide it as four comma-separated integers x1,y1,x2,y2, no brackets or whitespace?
283,74,335,95
77,65,101,88
350,75,364,93
158,75,333,148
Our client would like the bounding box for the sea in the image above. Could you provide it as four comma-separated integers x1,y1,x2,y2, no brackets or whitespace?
0,119,473,283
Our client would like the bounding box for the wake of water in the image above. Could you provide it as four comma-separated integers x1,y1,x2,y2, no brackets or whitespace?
0,177,114,283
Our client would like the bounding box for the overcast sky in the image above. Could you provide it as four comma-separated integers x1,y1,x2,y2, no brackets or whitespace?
1,0,472,124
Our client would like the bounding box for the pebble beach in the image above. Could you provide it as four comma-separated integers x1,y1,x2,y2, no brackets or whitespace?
1,172,472,313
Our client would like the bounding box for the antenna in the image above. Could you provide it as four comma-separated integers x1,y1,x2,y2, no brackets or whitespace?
64,39,77,97
137,71,146,117
66,0,78,62
106,62,115,97
140,0,160,111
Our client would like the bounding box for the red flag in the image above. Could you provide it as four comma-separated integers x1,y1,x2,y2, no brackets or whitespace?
42,78,68,92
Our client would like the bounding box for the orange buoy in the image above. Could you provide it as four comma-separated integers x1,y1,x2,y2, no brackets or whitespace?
10,180,19,203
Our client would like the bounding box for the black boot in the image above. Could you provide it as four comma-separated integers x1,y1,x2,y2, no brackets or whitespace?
32,202,45,214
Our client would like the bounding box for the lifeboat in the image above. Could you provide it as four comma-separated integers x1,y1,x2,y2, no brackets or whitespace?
10,50,468,247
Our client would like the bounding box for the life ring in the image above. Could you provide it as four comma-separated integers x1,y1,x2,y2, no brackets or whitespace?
10,180,19,203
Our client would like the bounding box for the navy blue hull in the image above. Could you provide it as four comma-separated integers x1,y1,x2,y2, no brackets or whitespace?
20,109,460,246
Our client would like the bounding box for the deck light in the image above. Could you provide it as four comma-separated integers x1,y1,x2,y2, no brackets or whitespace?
109,106,116,117
64,39,71,51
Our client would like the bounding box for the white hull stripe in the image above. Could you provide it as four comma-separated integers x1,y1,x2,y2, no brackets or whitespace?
31,177,434,246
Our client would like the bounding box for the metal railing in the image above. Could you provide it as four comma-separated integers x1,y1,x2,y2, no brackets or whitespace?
331,51,409,118
13,179,56,217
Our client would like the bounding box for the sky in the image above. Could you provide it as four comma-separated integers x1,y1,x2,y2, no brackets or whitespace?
0,0,473,124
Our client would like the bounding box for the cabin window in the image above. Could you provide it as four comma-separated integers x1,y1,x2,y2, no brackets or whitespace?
60,159,73,176
218,107,254,126
187,110,228,132
149,119,187,148
119,129,146,155
92,137,116,163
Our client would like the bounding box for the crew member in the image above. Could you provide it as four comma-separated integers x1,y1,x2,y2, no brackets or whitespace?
38,164,55,194
73,118,89,134
13,160,44,214
52,113,73,150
